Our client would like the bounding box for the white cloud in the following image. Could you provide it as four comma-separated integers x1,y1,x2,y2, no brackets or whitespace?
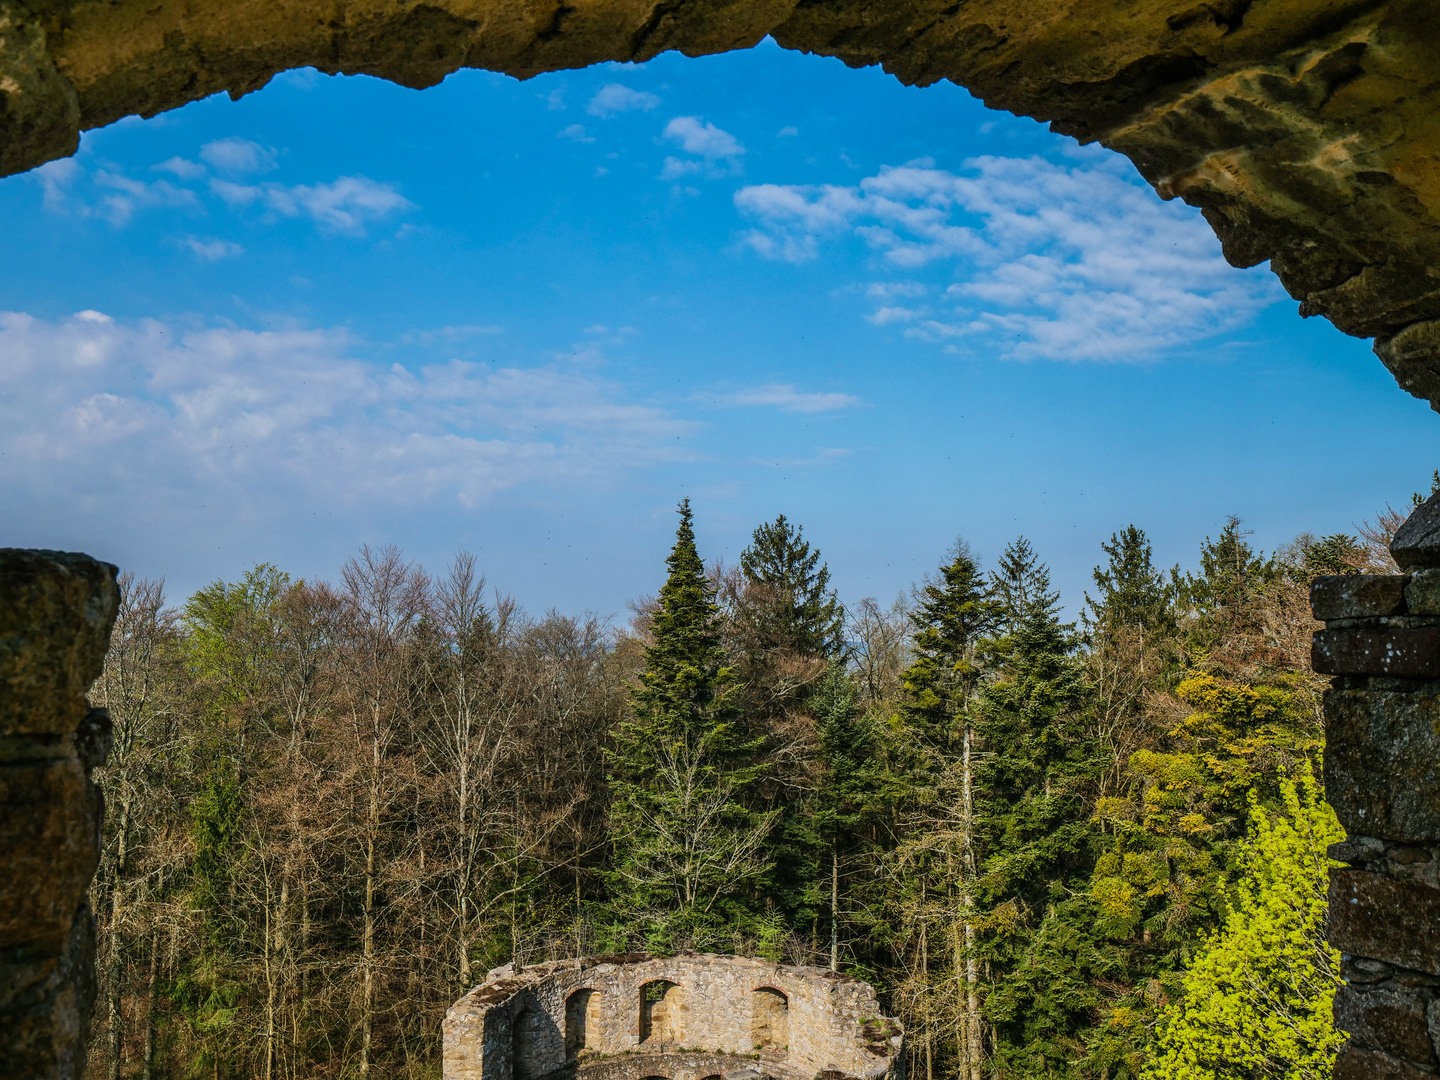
588,84,661,117
777,126,799,138
211,175,413,234
200,138,278,176
153,157,208,181
558,124,596,143
0,311,697,523
664,116,744,161
735,154,1283,361
705,383,860,413
184,237,244,261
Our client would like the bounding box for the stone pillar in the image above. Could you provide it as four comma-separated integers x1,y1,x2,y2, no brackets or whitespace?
0,550,119,1080
1312,497,1440,1079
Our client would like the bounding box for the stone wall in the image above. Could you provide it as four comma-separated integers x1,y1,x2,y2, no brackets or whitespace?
442,954,904,1080
1312,497,1440,1078
0,549,119,1080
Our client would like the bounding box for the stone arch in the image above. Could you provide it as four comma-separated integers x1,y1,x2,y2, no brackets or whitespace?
639,980,684,1045
566,987,598,1056
2,0,1438,405
750,986,788,1053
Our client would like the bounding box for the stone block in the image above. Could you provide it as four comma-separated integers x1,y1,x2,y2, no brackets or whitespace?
1313,575,1410,620
1409,569,1440,616
0,756,101,949
1325,689,1440,842
1334,1044,1440,1080
1331,869,1440,976
0,900,96,1080
1395,495,1440,572
1335,985,1437,1067
0,551,117,738
1313,628,1440,678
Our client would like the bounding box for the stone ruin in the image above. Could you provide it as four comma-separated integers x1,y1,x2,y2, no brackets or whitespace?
442,954,904,1080
1310,493,1440,1080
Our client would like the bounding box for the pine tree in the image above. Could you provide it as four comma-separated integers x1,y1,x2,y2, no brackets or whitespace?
1143,766,1344,1080
975,538,1105,1078
605,499,771,948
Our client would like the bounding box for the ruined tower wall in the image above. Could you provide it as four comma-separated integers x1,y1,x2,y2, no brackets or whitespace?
1311,497,1440,1079
443,955,903,1080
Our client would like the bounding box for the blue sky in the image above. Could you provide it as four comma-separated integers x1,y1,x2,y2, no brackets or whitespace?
2,39,1436,617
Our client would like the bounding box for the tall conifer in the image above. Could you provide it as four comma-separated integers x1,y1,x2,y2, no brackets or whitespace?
605,499,770,947
976,538,1106,1077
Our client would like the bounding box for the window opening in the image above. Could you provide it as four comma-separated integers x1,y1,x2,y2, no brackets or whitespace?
566,989,596,1057
751,987,789,1054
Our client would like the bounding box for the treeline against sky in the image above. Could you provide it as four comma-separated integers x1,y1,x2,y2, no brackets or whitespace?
85,496,1414,1080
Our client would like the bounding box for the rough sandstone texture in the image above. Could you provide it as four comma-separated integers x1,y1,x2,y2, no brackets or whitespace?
443,954,903,1080
1315,505,1440,1080
2,1,1440,405
0,550,119,1080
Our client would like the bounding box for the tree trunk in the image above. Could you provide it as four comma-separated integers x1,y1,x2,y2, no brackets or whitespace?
829,847,839,972
960,723,983,1080
141,928,159,1080
361,723,379,1078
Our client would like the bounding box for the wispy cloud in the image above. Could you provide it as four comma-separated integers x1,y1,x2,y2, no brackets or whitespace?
35,143,413,238
199,137,278,177
588,84,660,117
703,383,860,413
210,175,412,234
558,124,597,144
0,311,697,521
735,154,1283,361
92,171,200,225
183,237,244,261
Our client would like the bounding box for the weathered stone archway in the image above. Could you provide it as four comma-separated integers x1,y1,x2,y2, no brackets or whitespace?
4,0,1440,403
6,3,1440,1078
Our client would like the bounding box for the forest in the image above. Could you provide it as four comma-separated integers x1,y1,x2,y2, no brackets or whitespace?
84,490,1416,1080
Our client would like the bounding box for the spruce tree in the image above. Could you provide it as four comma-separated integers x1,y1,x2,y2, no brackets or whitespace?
975,538,1106,1077
605,499,770,948
1085,526,1175,641
892,542,999,1080
810,664,886,972
739,513,845,659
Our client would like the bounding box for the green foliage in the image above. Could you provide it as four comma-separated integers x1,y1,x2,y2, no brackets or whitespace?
897,540,998,754
974,539,1102,1077
189,759,242,930
739,513,845,659
605,499,772,943
1087,525,1176,640
1143,766,1344,1080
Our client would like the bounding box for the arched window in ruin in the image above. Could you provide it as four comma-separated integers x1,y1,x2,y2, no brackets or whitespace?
566,988,597,1057
513,1008,543,1080
638,980,683,1045
751,987,789,1054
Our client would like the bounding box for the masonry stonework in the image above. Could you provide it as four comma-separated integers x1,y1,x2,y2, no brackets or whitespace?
1312,491,1440,1079
442,955,904,1080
